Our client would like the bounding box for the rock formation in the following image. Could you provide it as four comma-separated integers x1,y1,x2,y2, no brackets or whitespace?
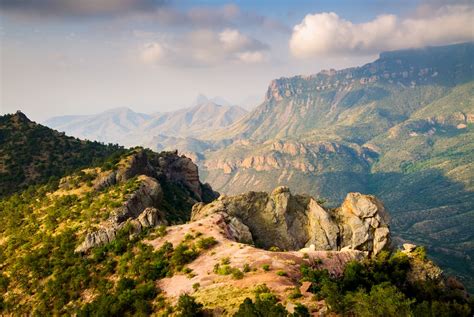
191,186,390,255
76,149,219,252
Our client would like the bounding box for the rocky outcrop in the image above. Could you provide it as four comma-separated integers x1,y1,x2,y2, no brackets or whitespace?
192,187,390,255
76,149,219,253
336,193,390,254
76,176,166,253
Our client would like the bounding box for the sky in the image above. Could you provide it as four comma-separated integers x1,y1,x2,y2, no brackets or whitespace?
1,0,473,122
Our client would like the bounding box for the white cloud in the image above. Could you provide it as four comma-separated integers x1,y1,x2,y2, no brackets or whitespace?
140,42,166,64
139,28,268,66
237,51,265,63
219,29,251,51
290,4,474,58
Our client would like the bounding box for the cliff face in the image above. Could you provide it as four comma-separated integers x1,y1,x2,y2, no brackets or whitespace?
76,149,219,252
191,186,390,256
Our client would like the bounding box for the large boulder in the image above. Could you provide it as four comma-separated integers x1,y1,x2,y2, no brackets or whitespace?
192,187,391,255
336,193,390,254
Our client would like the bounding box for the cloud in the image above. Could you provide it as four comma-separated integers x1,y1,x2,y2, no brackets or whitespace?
150,4,290,32
237,51,265,63
139,28,268,66
140,42,166,64
0,0,168,17
289,4,474,58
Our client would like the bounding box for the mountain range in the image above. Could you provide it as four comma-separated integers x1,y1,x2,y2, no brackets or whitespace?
44,95,247,148
41,42,474,290
1,112,471,315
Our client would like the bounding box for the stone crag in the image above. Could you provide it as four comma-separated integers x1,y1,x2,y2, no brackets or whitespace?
191,186,390,255
75,149,218,253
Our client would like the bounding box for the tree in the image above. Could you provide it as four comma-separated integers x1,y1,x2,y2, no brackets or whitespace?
175,294,203,317
348,282,414,317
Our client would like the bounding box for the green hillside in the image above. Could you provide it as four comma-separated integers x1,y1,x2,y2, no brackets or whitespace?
0,111,126,197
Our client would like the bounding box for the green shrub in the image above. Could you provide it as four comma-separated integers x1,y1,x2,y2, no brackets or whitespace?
232,268,244,280
171,243,199,270
276,270,288,277
235,285,288,317
196,236,218,250
243,263,251,273
175,294,203,317
347,282,414,317
214,264,233,275
262,264,270,271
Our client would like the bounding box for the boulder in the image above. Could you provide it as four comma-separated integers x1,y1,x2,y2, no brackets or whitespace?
192,188,391,255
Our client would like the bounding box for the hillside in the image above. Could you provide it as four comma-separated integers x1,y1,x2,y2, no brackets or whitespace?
195,42,474,290
0,111,125,197
0,113,472,315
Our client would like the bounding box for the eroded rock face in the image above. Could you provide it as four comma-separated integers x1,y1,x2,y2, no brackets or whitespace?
192,187,390,255
76,176,166,253
75,149,219,253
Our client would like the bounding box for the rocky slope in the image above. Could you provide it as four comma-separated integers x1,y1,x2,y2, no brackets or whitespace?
147,212,367,315
191,187,390,256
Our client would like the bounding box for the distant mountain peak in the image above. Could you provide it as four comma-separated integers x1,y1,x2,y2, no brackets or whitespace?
193,94,234,107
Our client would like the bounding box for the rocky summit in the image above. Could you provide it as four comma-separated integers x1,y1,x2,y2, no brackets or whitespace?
191,186,390,256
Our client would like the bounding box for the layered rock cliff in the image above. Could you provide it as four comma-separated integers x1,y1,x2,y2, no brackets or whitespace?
191,186,390,256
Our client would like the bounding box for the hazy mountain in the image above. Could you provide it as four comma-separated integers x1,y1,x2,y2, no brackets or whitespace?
44,100,247,148
191,94,234,107
44,107,151,144
136,101,247,140
197,42,474,289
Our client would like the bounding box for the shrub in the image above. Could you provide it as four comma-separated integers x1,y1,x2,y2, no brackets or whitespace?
288,287,303,299
171,243,199,270
243,263,251,273
175,294,203,317
347,282,414,317
156,225,167,237
196,236,218,250
276,270,288,277
235,285,288,317
262,264,270,271
214,264,233,275
232,268,244,280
